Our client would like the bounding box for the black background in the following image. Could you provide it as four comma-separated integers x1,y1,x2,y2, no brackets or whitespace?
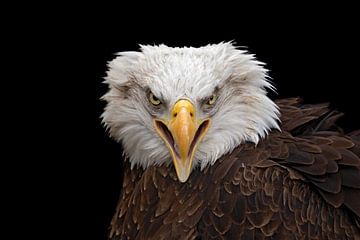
26,6,360,240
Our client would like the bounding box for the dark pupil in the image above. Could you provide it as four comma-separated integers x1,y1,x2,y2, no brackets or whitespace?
153,95,158,101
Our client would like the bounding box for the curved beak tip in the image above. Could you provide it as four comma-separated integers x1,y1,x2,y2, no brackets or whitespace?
177,172,189,183
154,99,210,183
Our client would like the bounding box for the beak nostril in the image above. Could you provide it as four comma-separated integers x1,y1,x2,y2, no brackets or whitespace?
173,112,177,117
190,112,193,117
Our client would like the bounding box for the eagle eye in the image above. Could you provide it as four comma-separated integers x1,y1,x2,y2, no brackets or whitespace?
207,94,217,105
149,92,162,106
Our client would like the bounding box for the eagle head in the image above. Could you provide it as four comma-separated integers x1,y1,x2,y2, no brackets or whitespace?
102,42,280,182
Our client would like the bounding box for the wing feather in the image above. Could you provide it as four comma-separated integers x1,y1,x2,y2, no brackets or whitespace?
109,99,360,239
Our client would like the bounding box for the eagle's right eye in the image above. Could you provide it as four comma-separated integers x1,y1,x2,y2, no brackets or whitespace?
149,92,162,106
207,94,217,105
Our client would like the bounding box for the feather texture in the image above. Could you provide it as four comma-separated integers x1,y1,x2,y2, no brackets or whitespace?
102,42,280,171
109,98,360,239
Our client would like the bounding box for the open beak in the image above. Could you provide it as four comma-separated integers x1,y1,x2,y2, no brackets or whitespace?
154,99,210,182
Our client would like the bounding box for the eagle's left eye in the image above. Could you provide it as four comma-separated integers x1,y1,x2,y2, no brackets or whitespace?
207,94,217,105
149,92,162,106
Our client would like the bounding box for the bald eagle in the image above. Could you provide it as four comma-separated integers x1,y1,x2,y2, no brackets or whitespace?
102,42,360,239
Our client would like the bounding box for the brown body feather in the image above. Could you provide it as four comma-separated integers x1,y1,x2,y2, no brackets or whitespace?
109,98,360,239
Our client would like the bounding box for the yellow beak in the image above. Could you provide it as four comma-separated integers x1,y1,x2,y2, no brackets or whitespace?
154,99,210,182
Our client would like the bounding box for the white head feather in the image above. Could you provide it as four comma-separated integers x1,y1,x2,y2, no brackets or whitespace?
102,42,280,170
